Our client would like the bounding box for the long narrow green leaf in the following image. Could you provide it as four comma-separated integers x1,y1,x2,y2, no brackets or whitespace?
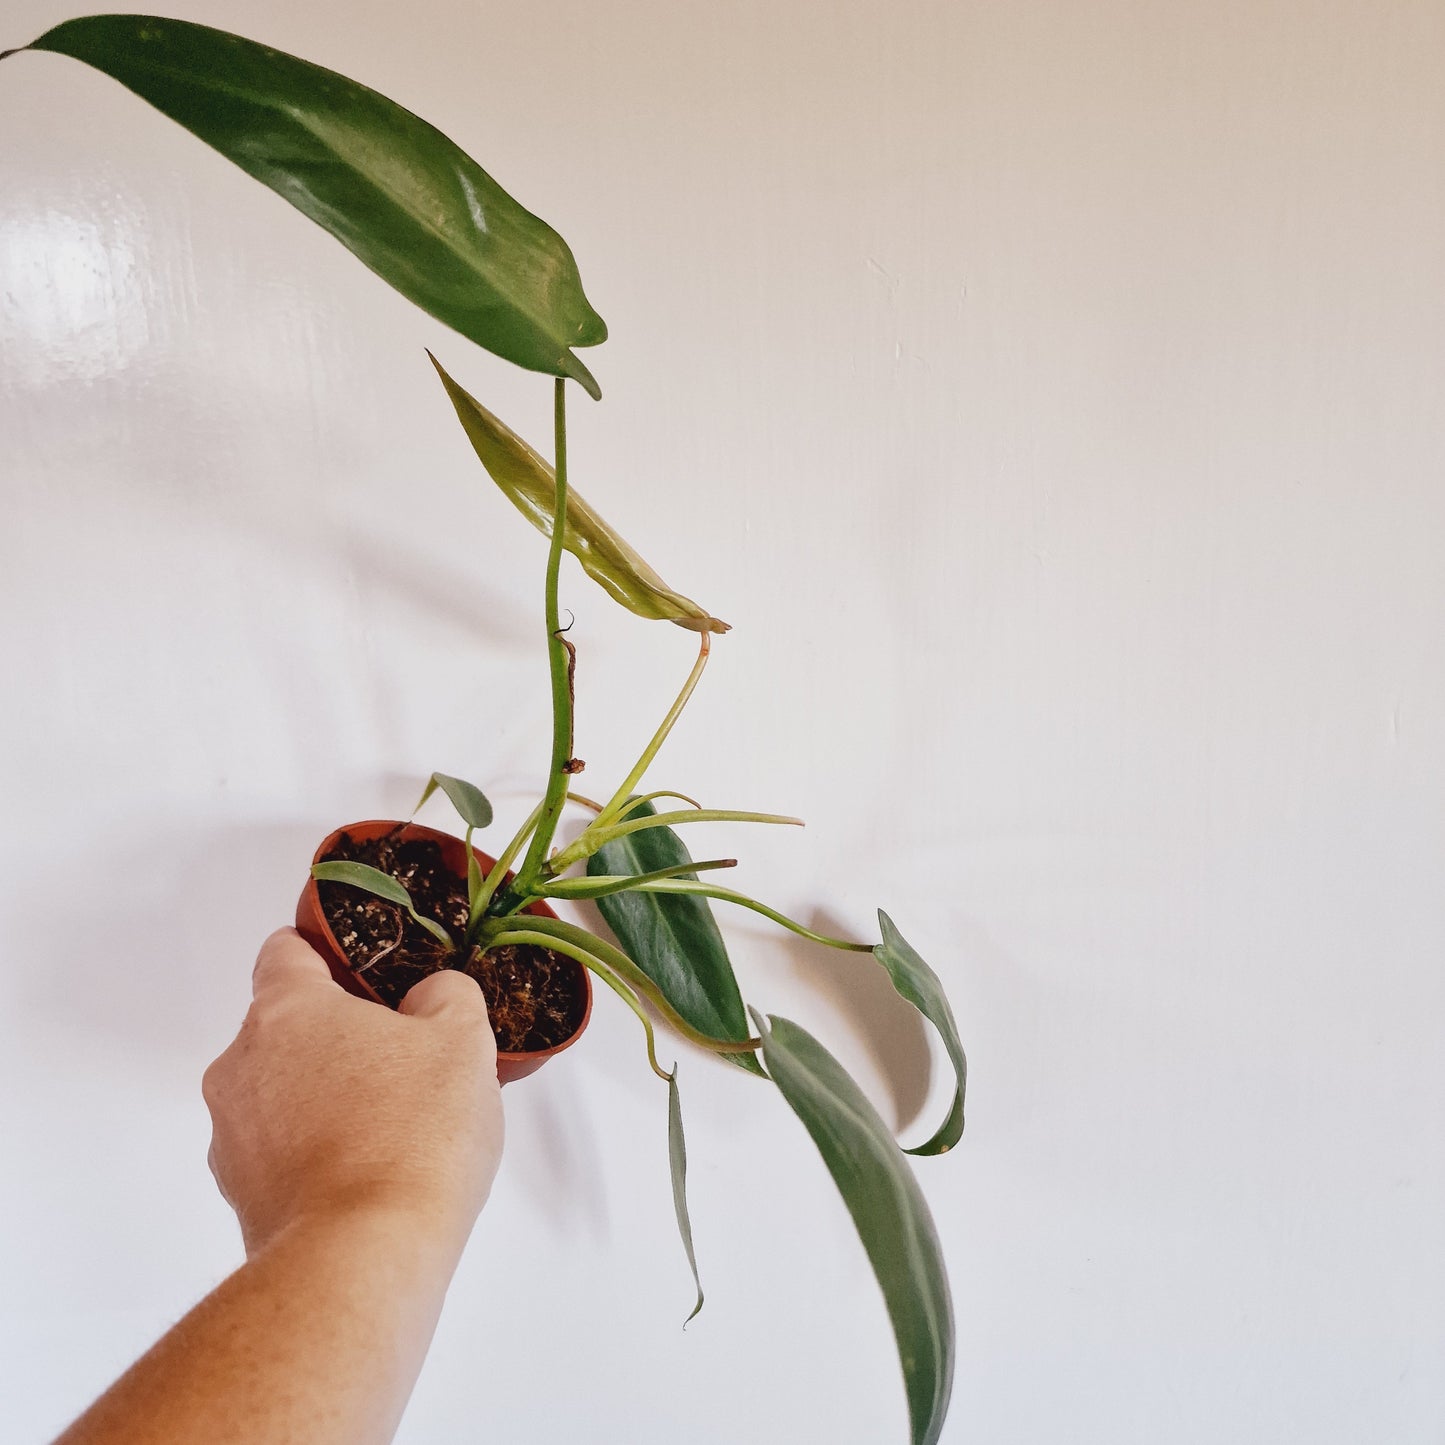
668,1068,705,1325
414,771,494,831
556,806,801,868
430,355,728,632
310,860,453,949
875,913,967,1157
589,803,761,1075
540,857,737,899
752,1010,955,1445
9,15,606,395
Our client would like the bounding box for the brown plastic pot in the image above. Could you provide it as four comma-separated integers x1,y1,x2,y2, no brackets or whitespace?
296,819,592,1085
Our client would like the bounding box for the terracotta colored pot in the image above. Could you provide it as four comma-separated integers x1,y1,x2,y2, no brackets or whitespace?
296,819,592,1085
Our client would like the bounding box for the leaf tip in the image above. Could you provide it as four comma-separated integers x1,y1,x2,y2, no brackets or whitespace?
674,614,731,635
564,351,602,400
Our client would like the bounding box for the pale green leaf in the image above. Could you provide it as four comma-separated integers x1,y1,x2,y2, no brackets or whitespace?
430,355,728,633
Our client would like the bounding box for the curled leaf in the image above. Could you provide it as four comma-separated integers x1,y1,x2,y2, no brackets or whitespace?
414,772,494,831
875,913,967,1157
431,354,729,632
668,1068,705,1325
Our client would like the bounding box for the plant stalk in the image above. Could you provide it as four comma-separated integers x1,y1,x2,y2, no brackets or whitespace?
467,799,546,938
590,632,711,833
485,914,762,1056
515,377,573,892
620,879,876,951
496,927,671,1081
548,807,803,873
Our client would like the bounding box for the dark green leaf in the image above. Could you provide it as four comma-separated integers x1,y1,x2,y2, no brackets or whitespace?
668,1067,704,1325
14,15,606,395
431,356,729,632
875,912,967,1157
415,771,493,830
753,1010,955,1445
310,860,453,948
589,801,761,1075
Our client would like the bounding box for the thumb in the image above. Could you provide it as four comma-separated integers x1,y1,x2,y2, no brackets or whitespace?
252,927,334,999
399,965,487,1020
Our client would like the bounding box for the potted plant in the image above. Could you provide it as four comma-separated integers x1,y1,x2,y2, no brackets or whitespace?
5,16,969,1444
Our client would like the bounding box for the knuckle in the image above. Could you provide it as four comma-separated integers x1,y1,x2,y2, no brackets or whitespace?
200,1056,226,1108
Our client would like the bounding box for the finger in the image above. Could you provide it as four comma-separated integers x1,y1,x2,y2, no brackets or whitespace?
251,927,334,999
399,966,487,1021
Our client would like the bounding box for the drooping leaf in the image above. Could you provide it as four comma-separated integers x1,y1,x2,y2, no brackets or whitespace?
414,771,494,831
875,912,967,1157
431,355,729,633
310,860,453,949
589,802,761,1074
668,1068,704,1324
752,1010,955,1445
9,15,606,395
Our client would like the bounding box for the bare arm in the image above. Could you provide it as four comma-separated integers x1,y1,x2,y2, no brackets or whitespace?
55,928,503,1445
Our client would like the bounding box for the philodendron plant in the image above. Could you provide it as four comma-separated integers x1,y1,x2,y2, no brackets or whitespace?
5,15,968,1444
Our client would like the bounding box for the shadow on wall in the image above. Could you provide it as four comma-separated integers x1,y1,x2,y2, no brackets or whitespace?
573,891,937,1136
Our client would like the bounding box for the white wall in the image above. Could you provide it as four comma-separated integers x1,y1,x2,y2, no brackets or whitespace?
2,2,1442,1440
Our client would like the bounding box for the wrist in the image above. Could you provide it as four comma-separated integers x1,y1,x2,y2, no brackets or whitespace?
249,1185,479,1270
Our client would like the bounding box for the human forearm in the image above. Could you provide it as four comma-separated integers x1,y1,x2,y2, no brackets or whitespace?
53,931,501,1445
55,1200,464,1445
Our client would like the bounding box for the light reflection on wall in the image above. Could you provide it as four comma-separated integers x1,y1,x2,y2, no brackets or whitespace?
0,204,150,386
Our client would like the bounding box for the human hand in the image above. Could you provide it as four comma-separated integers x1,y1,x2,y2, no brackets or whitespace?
203,928,504,1259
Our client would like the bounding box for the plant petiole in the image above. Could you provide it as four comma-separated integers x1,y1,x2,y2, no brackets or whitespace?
622,879,876,952
492,925,672,1081
588,632,711,833
547,808,802,874
486,914,762,1057
537,858,738,901
513,376,574,894
467,799,545,937
613,788,703,819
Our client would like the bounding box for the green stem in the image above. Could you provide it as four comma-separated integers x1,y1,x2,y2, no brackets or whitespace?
614,789,703,818
591,633,711,832
537,858,738,900
468,799,545,938
624,880,875,952
549,808,803,873
486,915,762,1057
497,927,671,1081
515,376,573,892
